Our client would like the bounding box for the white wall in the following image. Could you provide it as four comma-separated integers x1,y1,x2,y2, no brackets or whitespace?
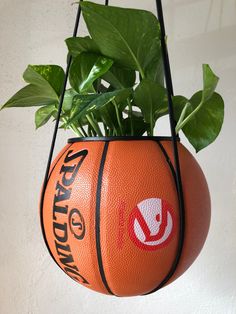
0,0,236,313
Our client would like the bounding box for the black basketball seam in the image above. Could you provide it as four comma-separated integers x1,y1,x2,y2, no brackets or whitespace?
95,141,114,295
143,140,185,295
39,143,74,279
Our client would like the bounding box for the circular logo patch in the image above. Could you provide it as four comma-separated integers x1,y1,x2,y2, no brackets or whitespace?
128,198,175,250
69,208,85,240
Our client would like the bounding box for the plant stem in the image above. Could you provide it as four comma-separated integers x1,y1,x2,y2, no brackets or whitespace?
176,101,203,133
86,114,103,137
103,123,109,136
59,104,84,137
92,113,103,136
91,126,97,137
139,68,145,80
127,98,134,136
101,116,109,136
69,123,83,137
88,125,93,137
78,122,88,137
108,127,113,136
112,100,123,135
61,116,83,137
175,102,191,133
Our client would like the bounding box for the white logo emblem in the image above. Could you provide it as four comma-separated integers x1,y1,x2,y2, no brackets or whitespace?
129,198,175,250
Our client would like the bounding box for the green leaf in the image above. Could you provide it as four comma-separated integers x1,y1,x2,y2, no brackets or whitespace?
23,65,65,96
174,92,224,152
124,114,149,136
80,2,162,81
202,64,219,102
1,85,59,109
69,52,113,93
69,53,98,93
175,65,220,131
1,65,65,109
103,65,136,89
112,88,133,105
65,36,99,58
70,88,132,122
144,39,163,84
80,56,113,93
62,89,78,112
173,95,189,121
68,94,97,122
174,65,223,151
134,79,167,134
95,104,118,131
35,104,56,129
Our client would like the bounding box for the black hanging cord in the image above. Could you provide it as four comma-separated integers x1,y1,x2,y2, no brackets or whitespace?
41,2,82,190
40,2,83,247
145,0,186,294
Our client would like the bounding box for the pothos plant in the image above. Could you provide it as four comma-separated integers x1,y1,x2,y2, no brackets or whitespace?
1,1,224,152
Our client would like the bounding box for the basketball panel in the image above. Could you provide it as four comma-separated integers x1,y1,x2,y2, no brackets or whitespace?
99,140,180,296
42,141,110,294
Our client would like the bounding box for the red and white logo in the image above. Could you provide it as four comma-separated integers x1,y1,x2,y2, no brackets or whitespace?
128,198,176,250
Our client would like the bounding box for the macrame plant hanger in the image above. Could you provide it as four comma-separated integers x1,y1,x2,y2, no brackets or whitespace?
40,0,185,295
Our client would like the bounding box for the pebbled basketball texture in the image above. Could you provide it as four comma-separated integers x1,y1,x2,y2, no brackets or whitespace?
41,138,211,297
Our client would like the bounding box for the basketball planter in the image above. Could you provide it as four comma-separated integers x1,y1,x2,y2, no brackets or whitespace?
2,0,224,298
41,137,210,296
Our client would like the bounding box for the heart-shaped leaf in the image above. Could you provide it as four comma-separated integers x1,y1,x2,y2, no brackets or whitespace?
1,65,65,109
66,36,136,90
80,2,162,83
174,64,224,151
79,56,113,93
23,65,65,96
69,53,98,93
69,52,113,93
174,92,224,152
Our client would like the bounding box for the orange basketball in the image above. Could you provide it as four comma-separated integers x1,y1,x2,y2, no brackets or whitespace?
40,137,210,297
